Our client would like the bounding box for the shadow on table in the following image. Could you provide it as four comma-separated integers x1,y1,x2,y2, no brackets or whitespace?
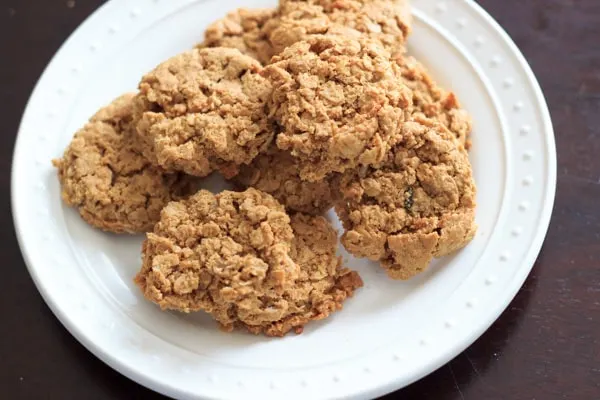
382,262,540,400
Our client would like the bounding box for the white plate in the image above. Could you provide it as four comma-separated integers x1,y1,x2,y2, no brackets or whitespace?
12,0,556,399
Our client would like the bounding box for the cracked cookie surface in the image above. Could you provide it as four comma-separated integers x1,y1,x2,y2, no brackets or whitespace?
198,8,277,65
269,0,412,55
396,55,472,149
234,144,336,215
53,94,197,234
135,188,362,336
253,213,362,336
134,47,273,178
265,35,412,182
335,117,477,280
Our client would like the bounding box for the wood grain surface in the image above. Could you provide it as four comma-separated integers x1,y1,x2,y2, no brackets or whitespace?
1,0,598,399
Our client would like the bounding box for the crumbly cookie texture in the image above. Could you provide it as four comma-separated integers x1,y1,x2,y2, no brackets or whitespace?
134,47,274,178
265,35,412,182
269,0,412,55
234,144,336,215
249,213,362,336
265,2,362,55
198,8,277,65
53,94,197,234
135,189,362,337
135,189,296,310
335,117,477,280
396,55,473,149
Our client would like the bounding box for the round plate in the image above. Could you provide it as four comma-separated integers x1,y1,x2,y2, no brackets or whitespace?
12,0,556,399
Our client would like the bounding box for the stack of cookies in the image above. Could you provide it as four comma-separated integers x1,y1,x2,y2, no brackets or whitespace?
54,0,476,337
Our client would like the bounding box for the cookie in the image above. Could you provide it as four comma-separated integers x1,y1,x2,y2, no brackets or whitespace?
335,117,477,280
134,188,362,337
264,35,412,181
266,2,362,55
269,0,412,55
396,55,473,149
250,213,362,336
134,47,274,178
135,188,297,310
234,144,335,215
53,94,197,234
198,8,277,65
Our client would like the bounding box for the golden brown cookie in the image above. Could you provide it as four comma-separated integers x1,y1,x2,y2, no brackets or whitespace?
134,48,274,178
198,8,277,65
264,35,412,182
396,55,473,149
269,0,412,55
234,145,335,215
265,2,361,55
53,94,197,234
335,117,477,280
247,213,362,336
135,188,297,310
135,188,362,337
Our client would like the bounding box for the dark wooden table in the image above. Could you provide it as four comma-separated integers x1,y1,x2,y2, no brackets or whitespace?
1,0,599,399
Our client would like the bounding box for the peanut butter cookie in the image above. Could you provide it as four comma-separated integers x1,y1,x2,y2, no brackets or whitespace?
266,2,362,55
234,145,335,215
265,35,412,181
396,55,473,149
253,213,362,336
269,0,412,55
134,48,273,178
335,117,477,280
198,8,277,65
53,94,197,234
135,188,362,336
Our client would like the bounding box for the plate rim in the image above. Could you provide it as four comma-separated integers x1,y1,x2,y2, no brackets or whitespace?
11,0,556,399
